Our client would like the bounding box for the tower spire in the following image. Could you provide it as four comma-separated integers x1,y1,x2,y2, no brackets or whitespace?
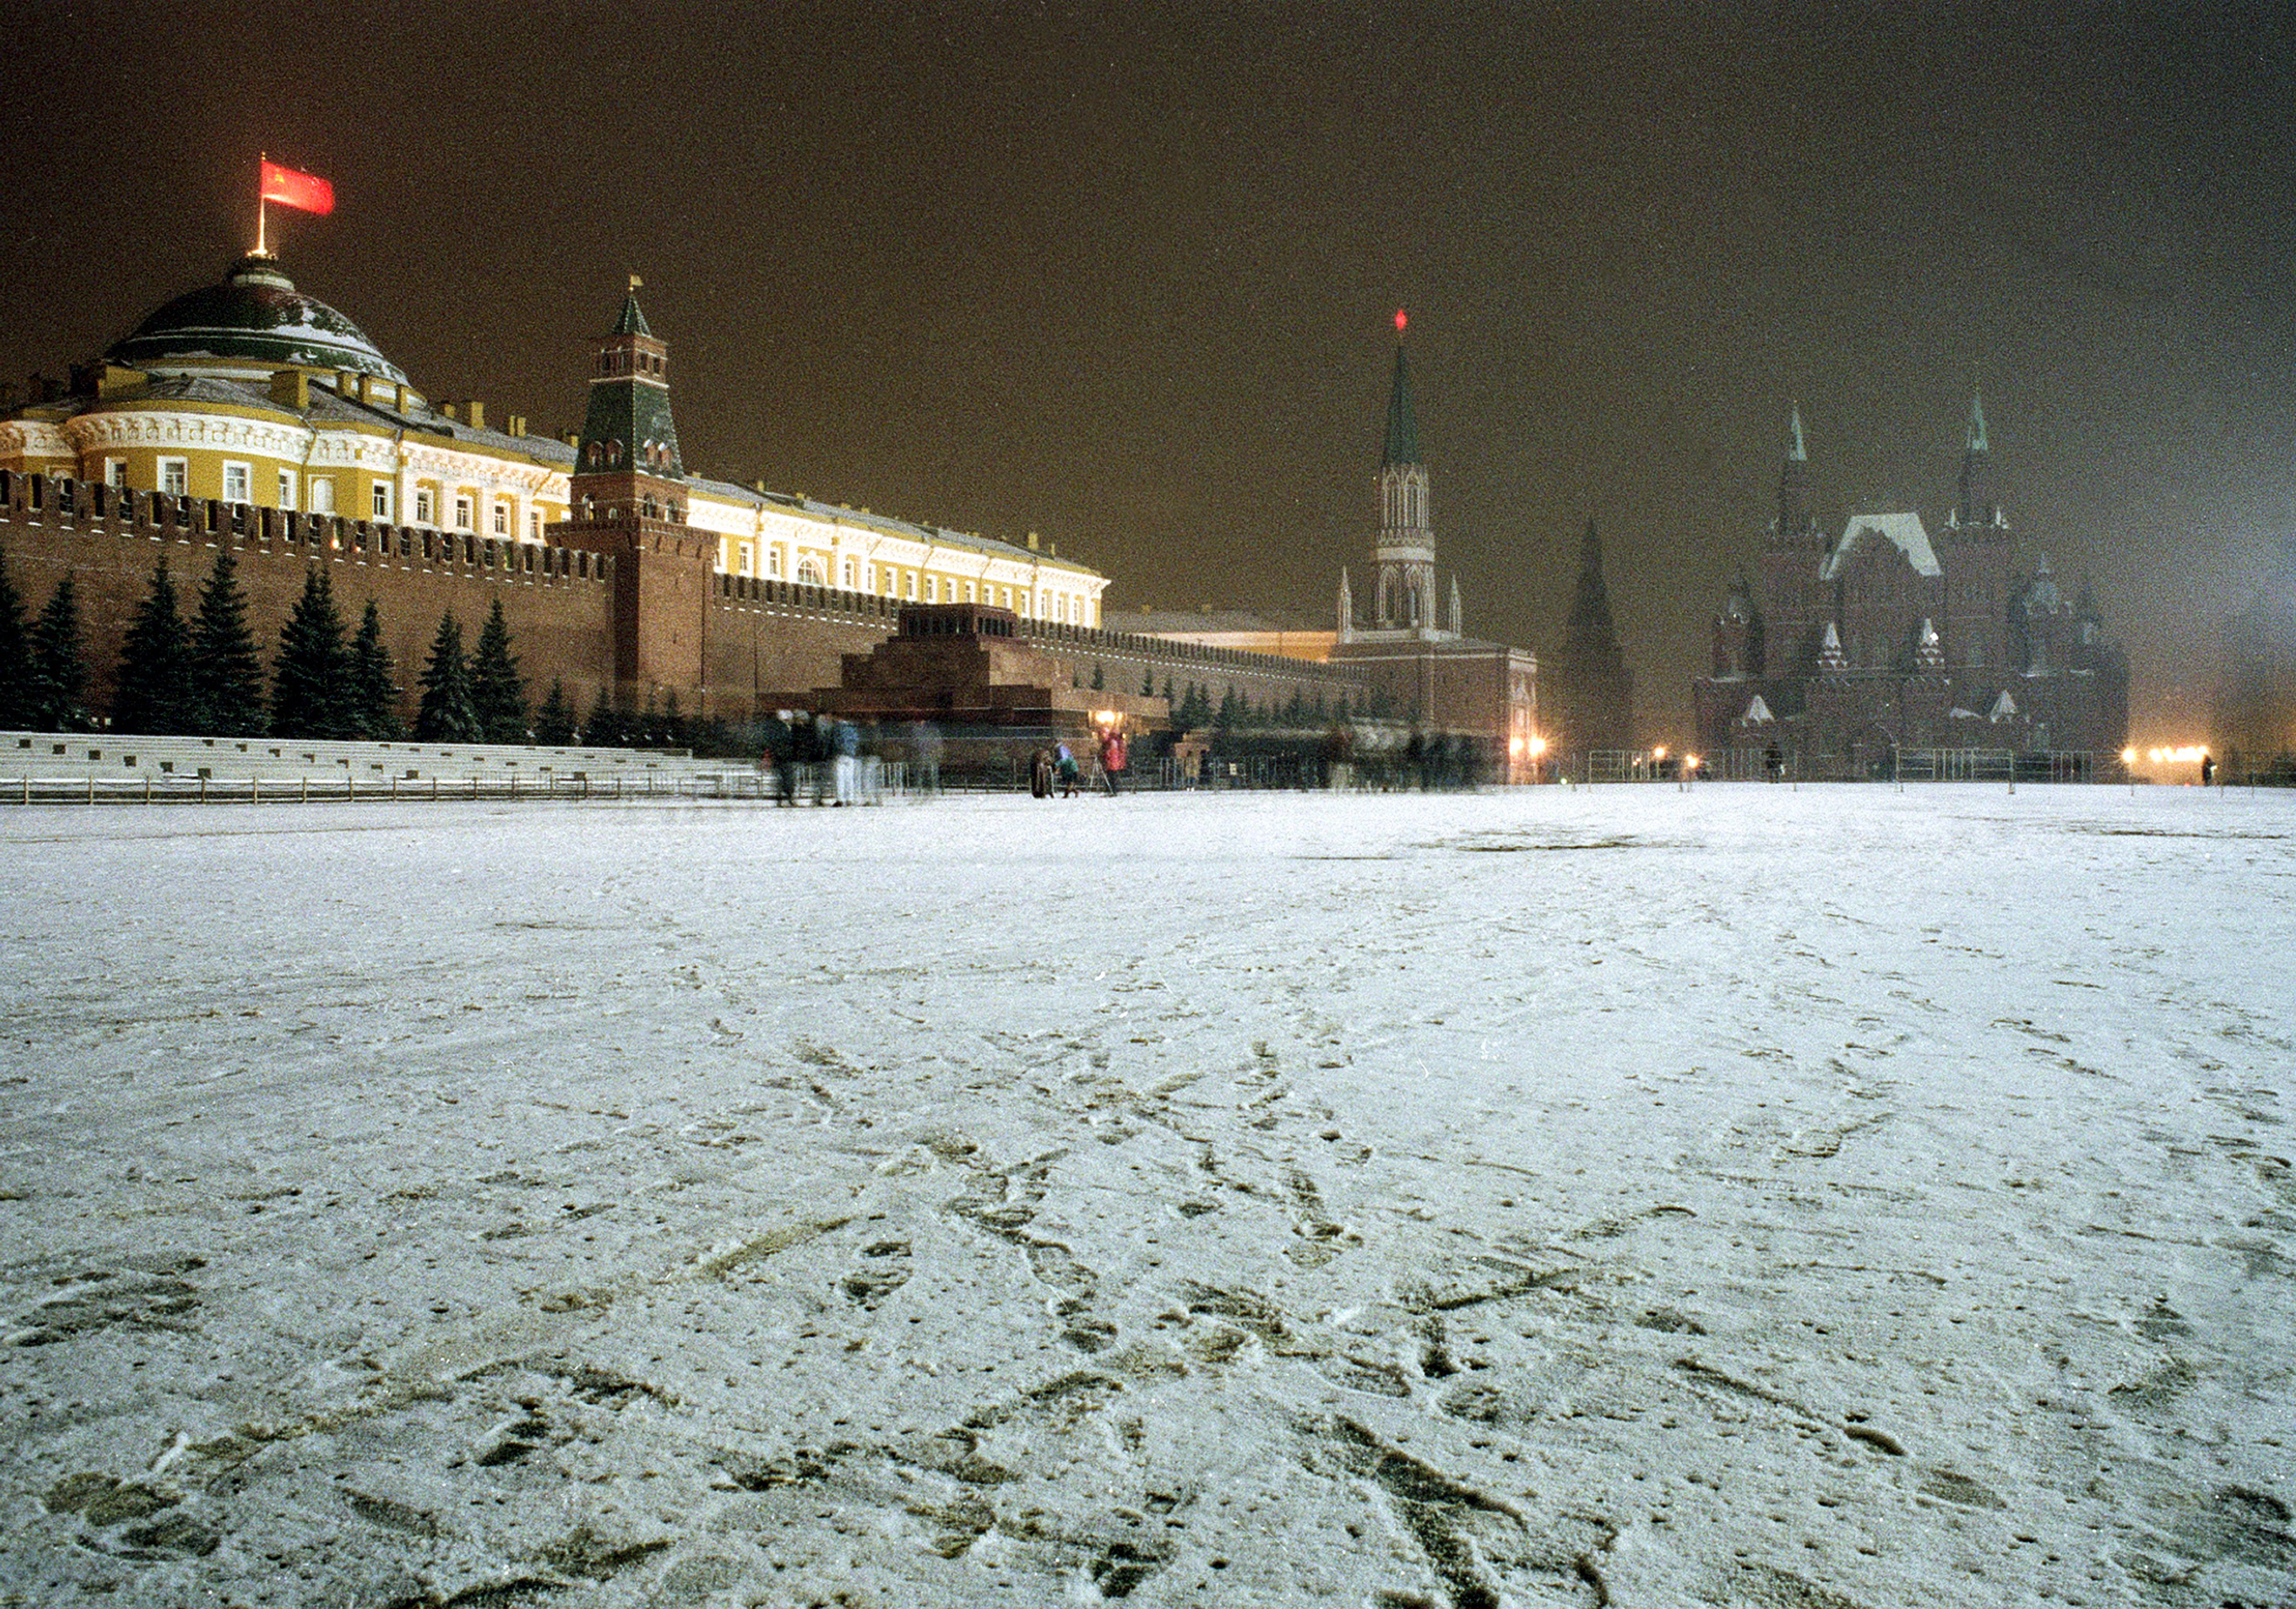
1382,344,1420,468
1956,390,1998,528
1369,315,1438,634
1774,404,1815,543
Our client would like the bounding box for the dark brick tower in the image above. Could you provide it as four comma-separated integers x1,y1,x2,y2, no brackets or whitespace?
549,281,718,710
1759,405,1830,675
1937,392,2013,673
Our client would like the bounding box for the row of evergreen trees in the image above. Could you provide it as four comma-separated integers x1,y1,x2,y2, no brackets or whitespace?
0,545,542,744
1073,664,1388,731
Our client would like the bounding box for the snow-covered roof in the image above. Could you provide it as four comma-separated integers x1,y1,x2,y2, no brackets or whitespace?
1740,694,1774,724
1989,690,2018,722
1821,511,1940,580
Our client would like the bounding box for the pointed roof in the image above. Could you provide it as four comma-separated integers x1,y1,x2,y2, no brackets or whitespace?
1787,403,1808,463
1382,346,1420,467
1966,391,1988,452
1741,693,1775,724
1822,511,1941,580
1562,517,1621,652
612,292,652,338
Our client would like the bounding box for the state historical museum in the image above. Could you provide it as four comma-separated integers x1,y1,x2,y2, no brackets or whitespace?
1692,403,2128,779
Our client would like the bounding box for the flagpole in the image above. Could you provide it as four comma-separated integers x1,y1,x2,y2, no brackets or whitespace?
256,151,268,257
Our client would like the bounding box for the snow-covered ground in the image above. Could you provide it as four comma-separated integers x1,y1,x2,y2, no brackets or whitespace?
2,783,2291,1608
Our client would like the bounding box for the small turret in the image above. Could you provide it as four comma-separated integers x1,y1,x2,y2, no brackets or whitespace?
1955,391,1998,529
1773,403,1819,545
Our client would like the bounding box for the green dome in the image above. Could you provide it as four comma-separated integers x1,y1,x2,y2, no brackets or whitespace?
106,255,410,384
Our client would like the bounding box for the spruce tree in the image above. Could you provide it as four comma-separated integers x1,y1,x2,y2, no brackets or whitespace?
111,555,194,734
271,566,351,738
533,679,575,745
468,598,527,744
26,574,90,732
1161,677,1174,706
414,612,480,741
1142,669,1155,698
187,545,266,735
0,546,30,729
583,685,620,747
347,599,401,739
1090,661,1105,691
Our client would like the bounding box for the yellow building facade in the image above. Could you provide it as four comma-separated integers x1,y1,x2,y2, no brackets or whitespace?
1,253,1108,625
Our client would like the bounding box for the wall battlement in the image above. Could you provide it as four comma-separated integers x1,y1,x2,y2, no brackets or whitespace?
0,470,614,588
2,465,1368,732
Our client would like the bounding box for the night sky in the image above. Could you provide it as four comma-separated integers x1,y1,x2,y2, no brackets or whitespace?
7,2,2293,744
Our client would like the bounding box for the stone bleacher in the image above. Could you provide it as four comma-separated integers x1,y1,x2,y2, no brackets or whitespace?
1,730,751,804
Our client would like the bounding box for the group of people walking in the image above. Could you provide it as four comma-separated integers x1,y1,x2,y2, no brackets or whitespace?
757,711,938,806
1031,727,1126,799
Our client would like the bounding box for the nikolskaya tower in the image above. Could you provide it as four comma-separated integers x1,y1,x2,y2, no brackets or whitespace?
1338,311,1461,643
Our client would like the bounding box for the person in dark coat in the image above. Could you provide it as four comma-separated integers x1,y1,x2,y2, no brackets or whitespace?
1030,746,1054,798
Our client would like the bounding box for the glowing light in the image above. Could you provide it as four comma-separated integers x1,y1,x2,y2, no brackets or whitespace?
1652,746,1667,762
2146,746,2209,764
1685,754,1700,770
2121,747,2137,765
1526,735,1547,758
1394,308,1408,334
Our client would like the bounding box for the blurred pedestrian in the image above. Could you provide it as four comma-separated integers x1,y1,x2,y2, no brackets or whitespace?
831,716,860,806
1030,746,1054,798
910,720,943,797
1056,741,1080,797
1098,726,1127,795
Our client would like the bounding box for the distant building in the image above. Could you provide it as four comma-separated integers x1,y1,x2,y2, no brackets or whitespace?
1692,402,2128,777
1541,519,1636,760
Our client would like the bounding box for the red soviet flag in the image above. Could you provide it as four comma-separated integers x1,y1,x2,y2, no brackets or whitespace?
260,161,334,216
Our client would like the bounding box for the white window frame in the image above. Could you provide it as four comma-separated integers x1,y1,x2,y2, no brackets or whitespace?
414,487,434,525
221,461,251,505
104,458,127,491
277,469,297,511
158,457,188,496
964,581,975,603
527,509,541,541
311,477,336,514
372,481,393,521
926,576,938,603
739,542,754,577
455,494,474,532
491,501,508,537
768,545,784,578
904,571,917,601
842,557,857,589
